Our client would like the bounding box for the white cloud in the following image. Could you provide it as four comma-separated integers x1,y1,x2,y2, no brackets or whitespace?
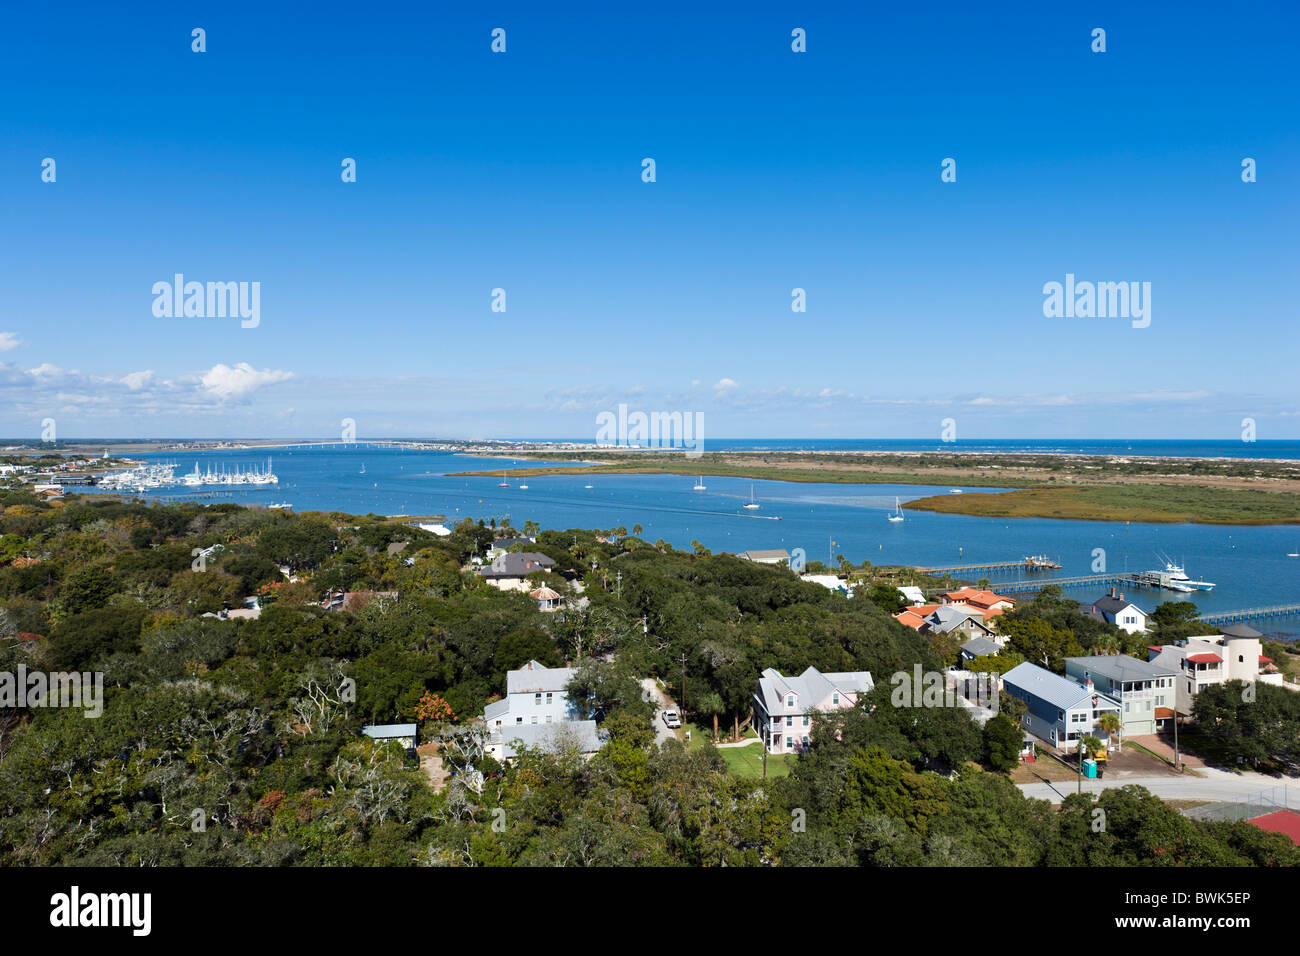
0,333,20,352
713,377,738,391
200,363,295,400
120,370,155,391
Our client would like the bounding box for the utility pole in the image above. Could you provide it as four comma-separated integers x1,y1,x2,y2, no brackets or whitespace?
1173,707,1180,771
615,571,622,600
678,653,688,717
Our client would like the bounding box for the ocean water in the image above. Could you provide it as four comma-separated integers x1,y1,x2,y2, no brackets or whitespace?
92,445,1300,639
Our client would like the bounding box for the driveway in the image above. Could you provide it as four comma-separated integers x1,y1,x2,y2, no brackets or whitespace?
640,677,680,748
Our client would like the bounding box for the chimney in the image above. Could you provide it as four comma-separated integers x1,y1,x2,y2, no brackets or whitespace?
1119,593,1124,602
1110,587,1116,597
1083,673,1094,693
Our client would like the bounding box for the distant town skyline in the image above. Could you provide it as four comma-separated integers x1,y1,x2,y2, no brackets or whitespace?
2,1,1296,439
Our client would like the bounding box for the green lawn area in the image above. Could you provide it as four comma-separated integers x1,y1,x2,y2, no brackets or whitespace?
718,743,792,779
682,723,791,778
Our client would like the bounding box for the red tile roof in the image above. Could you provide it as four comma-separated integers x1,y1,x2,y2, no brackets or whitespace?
1186,653,1223,663
894,610,927,630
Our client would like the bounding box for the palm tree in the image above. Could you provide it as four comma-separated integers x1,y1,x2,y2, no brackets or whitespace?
698,692,725,741
1098,711,1122,754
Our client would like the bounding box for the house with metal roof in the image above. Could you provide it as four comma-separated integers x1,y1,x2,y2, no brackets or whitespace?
738,549,792,565
753,666,874,754
361,723,418,754
1065,654,1178,735
488,719,604,761
481,660,586,747
1002,662,1120,753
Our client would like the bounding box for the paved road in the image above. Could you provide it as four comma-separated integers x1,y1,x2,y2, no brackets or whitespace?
1018,766,1299,805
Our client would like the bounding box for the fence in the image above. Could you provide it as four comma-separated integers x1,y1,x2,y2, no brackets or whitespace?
1182,785,1300,823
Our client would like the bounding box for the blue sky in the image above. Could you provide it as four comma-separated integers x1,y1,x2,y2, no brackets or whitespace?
1,0,1296,440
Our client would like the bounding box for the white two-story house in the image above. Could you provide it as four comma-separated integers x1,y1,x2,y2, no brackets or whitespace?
753,666,874,754
480,660,602,760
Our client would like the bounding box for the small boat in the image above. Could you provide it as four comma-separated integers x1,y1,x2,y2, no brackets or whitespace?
1288,551,1299,558
584,483,593,489
519,483,529,490
887,497,904,522
360,463,366,475
743,484,760,510
1166,582,1195,593
498,471,510,487
949,488,963,494
694,476,707,491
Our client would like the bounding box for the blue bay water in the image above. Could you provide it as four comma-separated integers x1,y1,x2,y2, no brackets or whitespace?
103,445,1300,640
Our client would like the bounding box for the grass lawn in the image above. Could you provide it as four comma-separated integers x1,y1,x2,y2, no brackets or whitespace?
682,723,790,778
718,743,792,779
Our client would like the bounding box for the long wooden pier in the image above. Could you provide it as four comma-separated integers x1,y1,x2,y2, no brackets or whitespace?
916,558,1061,575
991,573,1136,595
1199,604,1300,626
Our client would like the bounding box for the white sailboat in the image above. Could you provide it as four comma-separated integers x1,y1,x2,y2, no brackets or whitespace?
498,471,510,487
360,463,366,475
887,497,904,522
693,476,707,491
743,483,760,510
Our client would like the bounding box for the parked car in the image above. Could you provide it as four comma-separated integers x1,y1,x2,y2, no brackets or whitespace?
661,711,681,729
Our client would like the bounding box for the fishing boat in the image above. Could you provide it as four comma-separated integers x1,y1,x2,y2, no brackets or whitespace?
743,484,760,510
887,497,904,522
693,476,707,491
1158,555,1215,590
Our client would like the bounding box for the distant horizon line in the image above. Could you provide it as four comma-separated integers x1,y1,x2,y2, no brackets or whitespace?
7,437,1300,446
